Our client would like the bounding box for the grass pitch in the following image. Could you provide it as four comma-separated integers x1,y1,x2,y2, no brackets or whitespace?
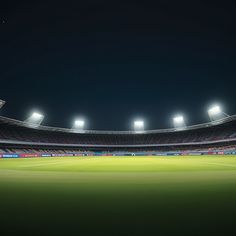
1,156,236,235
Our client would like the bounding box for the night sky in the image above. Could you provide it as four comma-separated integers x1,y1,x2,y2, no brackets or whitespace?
0,1,236,130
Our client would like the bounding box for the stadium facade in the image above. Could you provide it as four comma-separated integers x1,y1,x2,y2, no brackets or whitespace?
0,114,236,157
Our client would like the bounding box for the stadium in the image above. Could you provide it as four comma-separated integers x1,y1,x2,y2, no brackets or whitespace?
1,101,236,235
2,1,236,235
1,101,236,157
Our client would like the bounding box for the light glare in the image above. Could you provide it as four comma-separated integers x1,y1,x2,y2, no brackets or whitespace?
25,111,44,126
173,116,184,124
208,105,221,116
134,120,144,132
73,119,85,131
134,120,144,127
74,120,84,127
31,112,43,119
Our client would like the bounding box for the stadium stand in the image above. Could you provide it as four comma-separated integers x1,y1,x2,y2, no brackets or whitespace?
0,115,236,156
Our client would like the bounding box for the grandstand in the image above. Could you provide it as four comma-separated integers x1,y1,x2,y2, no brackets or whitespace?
0,111,236,156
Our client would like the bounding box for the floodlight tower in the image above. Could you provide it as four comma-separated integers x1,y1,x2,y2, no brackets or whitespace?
25,112,44,126
207,105,229,121
72,119,85,132
134,120,144,132
0,99,6,109
173,115,186,129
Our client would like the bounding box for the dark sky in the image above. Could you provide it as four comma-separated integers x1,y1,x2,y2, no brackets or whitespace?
0,0,236,130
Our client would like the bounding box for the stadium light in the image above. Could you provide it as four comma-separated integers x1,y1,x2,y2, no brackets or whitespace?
207,104,229,121
134,120,144,132
0,99,6,109
74,120,84,128
31,112,43,120
72,119,85,132
173,115,186,129
208,105,221,116
25,111,44,126
173,116,184,124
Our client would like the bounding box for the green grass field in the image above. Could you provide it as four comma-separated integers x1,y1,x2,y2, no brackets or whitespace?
1,156,236,235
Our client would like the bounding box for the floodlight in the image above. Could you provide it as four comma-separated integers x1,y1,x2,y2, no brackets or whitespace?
207,104,229,121
72,119,85,131
134,120,144,132
208,105,221,116
31,112,43,119
25,111,44,126
173,115,186,129
173,116,184,124
0,99,6,109
74,120,85,128
134,121,144,127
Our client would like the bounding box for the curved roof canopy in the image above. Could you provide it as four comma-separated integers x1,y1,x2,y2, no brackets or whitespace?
0,115,235,135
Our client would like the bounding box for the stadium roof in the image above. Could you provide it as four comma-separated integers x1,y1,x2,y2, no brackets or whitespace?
0,114,235,135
